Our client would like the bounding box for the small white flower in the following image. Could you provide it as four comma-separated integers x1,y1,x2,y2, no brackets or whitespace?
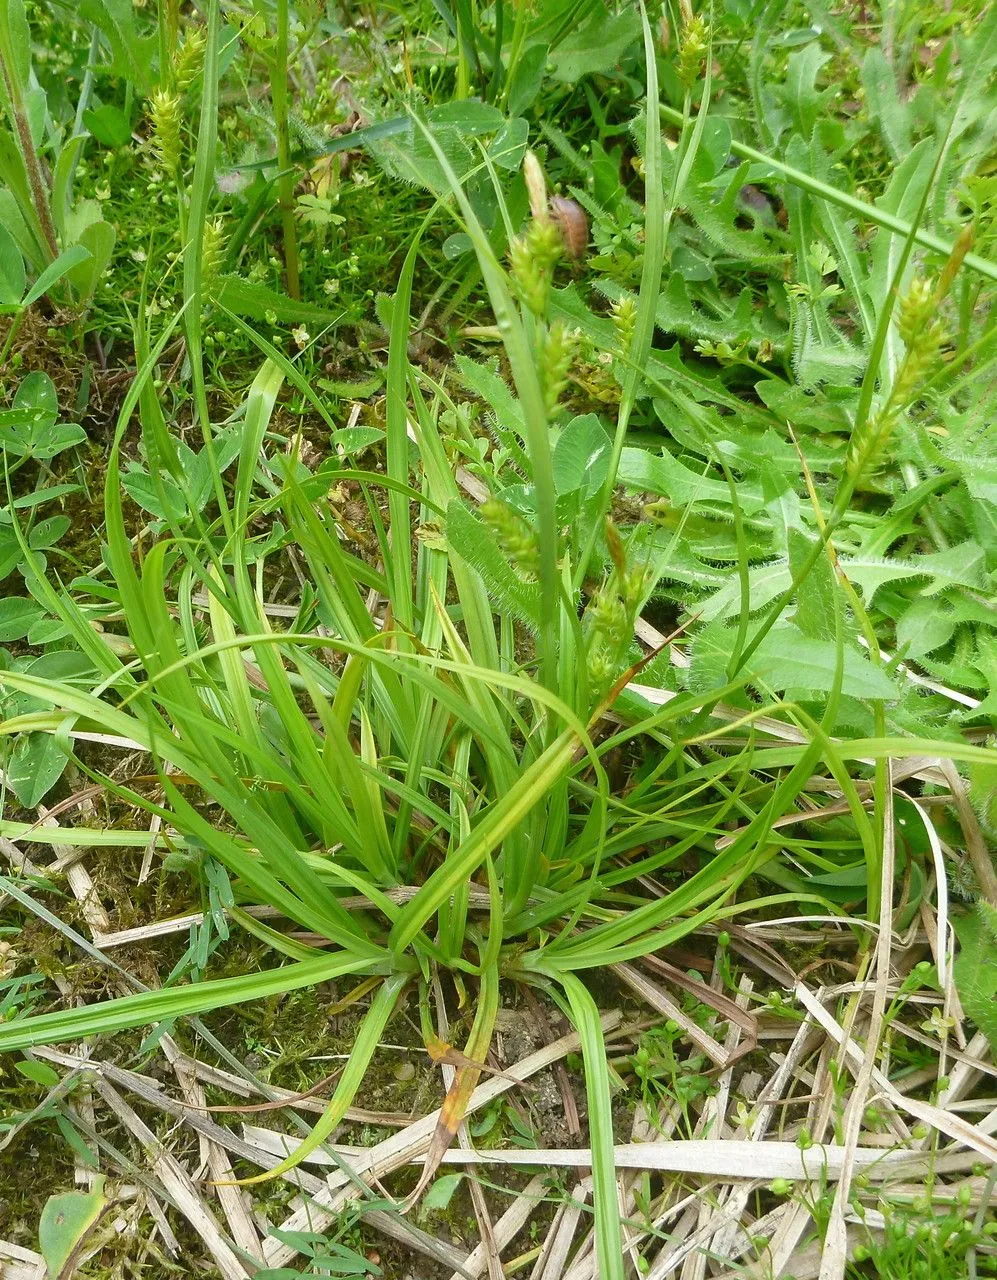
323,278,340,295
292,325,310,349
131,249,148,263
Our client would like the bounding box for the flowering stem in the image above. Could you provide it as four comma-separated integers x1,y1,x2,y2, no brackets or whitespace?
273,0,300,299
0,38,58,265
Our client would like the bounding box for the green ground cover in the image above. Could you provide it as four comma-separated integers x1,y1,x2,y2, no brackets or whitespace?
0,2,994,1277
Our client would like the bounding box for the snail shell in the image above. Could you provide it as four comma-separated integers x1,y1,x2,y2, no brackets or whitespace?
549,196,588,260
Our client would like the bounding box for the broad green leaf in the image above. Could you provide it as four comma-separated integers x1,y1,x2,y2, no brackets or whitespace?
895,598,956,658
954,907,997,1056
64,220,115,301
212,274,343,325
12,370,57,420
507,43,548,115
754,379,852,434
2,0,31,88
422,1172,464,1210
788,529,836,641
0,597,43,640
6,731,69,807
0,137,50,269
27,515,70,551
0,527,23,579
0,220,25,305
682,169,785,268
547,7,639,81
487,116,529,170
699,550,986,621
39,1178,107,1279
14,1058,61,1086
784,42,833,136
82,104,131,148
332,425,385,455
619,445,764,514
22,244,92,308
553,414,611,498
749,626,896,700
442,232,473,259
696,621,896,700
445,499,541,630
861,47,912,162
78,0,155,89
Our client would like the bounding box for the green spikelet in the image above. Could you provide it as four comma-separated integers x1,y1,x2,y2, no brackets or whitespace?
480,498,541,579
583,587,628,691
201,217,226,290
540,319,577,415
510,218,563,317
611,294,638,355
846,275,946,486
677,14,709,89
148,89,183,176
174,28,206,93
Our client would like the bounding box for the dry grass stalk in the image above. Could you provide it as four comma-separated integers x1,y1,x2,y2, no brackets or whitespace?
260,1013,622,1267
91,1078,250,1280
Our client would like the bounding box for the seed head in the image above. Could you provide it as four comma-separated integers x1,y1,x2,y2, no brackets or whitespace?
510,219,563,317
480,498,540,578
201,217,225,288
174,28,206,93
611,293,638,355
149,89,183,176
540,320,578,415
677,14,709,88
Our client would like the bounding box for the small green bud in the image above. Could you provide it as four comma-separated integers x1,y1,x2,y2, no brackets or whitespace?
586,588,627,647
620,565,650,609
586,647,615,689
611,293,638,354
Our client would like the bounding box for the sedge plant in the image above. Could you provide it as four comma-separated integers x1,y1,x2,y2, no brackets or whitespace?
2,5,996,1277
0,35,804,1279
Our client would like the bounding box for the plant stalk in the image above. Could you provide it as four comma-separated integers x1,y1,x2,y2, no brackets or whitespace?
273,0,300,299
0,52,58,263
